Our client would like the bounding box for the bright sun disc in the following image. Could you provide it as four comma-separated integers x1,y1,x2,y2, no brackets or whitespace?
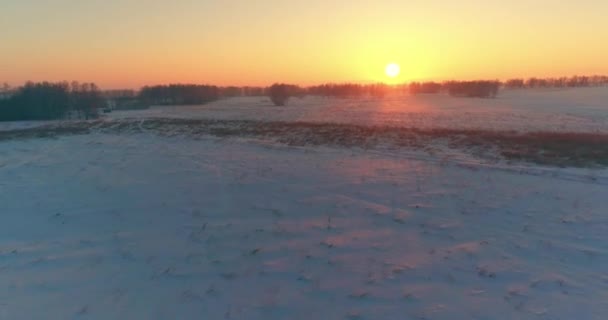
385,63,400,78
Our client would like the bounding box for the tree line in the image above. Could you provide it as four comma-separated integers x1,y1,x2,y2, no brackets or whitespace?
137,84,272,105
0,82,270,121
503,76,608,89
139,77,608,107
2,75,607,120
406,76,608,97
444,81,500,98
0,81,103,121
307,83,393,98
268,81,501,104
138,84,220,105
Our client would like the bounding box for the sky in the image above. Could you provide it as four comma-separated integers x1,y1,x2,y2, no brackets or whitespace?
1,0,608,89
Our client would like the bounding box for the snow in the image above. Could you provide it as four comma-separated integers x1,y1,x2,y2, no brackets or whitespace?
0,120,56,132
109,87,608,132
1,87,608,319
1,133,608,319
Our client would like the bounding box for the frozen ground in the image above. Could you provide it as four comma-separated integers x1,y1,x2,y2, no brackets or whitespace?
1,88,608,319
1,133,608,319
109,87,608,132
0,120,55,132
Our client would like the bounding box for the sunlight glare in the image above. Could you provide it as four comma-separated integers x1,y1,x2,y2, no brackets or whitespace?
385,63,400,78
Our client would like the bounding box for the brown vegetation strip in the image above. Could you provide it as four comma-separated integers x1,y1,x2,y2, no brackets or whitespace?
2,118,608,168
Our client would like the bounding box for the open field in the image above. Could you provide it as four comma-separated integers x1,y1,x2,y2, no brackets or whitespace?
1,88,608,319
1,133,608,319
2,118,608,167
108,88,608,132
4,0,608,318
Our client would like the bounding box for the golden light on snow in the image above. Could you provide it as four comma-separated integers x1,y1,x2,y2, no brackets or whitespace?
385,63,401,78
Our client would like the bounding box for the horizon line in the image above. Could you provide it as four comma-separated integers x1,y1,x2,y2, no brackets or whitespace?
3,74,608,91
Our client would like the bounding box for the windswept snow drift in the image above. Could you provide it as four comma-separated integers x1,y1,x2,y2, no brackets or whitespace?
1,134,607,319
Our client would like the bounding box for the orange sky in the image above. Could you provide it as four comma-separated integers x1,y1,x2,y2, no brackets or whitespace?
2,0,608,89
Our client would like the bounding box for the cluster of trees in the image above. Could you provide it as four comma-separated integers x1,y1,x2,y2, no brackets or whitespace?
241,87,267,96
305,81,502,99
3,74,607,118
138,84,220,105
102,89,137,99
70,82,105,119
408,82,442,94
444,81,500,98
138,84,271,105
306,83,393,98
0,83,11,94
268,81,504,105
504,76,608,89
0,81,103,121
218,86,266,97
408,75,608,97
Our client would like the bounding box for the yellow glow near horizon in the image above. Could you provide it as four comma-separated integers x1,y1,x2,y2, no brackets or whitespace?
1,1,608,89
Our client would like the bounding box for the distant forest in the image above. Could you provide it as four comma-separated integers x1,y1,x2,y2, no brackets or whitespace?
0,82,104,121
1,75,607,120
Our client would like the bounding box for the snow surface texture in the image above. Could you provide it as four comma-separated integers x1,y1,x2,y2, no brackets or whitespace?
109,88,608,133
0,120,55,132
1,134,608,319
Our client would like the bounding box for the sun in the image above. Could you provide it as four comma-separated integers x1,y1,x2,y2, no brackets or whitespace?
385,63,401,78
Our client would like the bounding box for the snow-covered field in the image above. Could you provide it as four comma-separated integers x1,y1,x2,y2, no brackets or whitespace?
109,88,608,132
1,134,607,319
1,88,608,319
